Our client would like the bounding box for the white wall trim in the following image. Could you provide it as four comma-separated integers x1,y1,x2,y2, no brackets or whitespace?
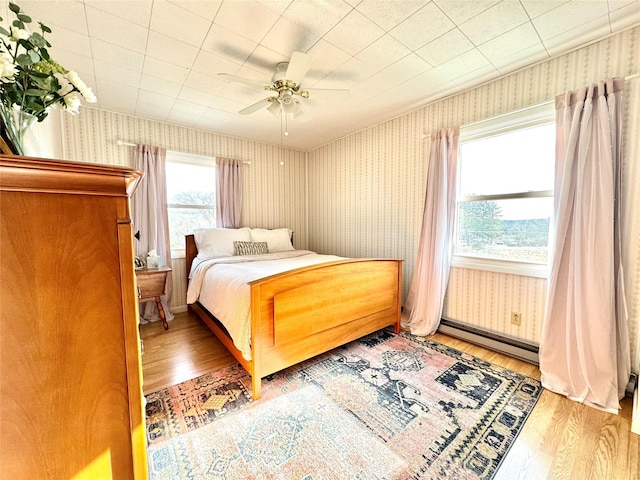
633,385,639,435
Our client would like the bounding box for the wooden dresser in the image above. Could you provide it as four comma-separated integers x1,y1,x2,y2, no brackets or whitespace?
0,155,147,479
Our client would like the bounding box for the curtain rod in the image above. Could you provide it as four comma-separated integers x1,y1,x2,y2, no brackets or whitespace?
421,72,639,139
115,139,251,164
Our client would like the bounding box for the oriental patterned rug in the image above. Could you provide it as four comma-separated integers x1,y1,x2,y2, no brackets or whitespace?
145,329,541,480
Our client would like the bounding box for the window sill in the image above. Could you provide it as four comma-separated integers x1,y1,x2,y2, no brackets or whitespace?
451,255,549,278
171,249,186,260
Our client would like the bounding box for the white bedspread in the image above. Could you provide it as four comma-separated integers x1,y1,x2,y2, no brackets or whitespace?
187,250,344,361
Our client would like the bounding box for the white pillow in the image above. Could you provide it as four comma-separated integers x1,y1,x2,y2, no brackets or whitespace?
194,227,251,258
250,228,294,252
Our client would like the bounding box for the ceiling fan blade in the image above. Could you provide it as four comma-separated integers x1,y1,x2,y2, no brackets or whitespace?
218,73,267,89
239,97,273,115
285,51,312,84
304,88,350,101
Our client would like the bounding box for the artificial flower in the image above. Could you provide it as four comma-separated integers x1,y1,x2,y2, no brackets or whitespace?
0,2,97,123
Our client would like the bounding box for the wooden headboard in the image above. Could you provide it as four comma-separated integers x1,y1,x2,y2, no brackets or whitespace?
185,234,197,281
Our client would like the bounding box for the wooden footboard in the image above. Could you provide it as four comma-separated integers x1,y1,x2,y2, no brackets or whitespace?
185,234,402,399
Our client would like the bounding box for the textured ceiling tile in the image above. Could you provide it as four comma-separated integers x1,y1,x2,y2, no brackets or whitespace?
177,85,218,107
46,24,92,58
166,109,204,126
520,0,569,19
183,71,228,97
137,89,175,109
492,43,549,74
324,9,386,56
146,31,201,69
90,38,145,72
378,52,432,83
136,101,172,120
243,45,290,76
150,0,212,47
191,49,244,77
19,0,89,34
355,0,427,31
260,16,320,56
532,0,610,40
542,16,612,55
85,5,148,54
459,0,529,45
143,57,190,84
357,34,412,70
478,23,543,65
51,50,95,83
306,40,352,77
82,0,153,27
139,74,182,97
201,23,258,64
433,0,501,24
169,0,223,21
214,0,280,42
171,99,208,116
320,56,378,88
93,60,142,87
281,0,353,38
94,80,138,114
390,2,455,51
435,49,491,80
416,28,474,66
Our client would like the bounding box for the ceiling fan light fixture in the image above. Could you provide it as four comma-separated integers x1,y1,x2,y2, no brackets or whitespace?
280,89,294,105
267,98,281,117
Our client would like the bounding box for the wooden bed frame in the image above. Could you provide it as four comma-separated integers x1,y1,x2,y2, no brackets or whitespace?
185,234,402,399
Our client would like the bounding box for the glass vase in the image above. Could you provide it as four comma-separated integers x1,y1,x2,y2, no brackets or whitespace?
0,105,37,156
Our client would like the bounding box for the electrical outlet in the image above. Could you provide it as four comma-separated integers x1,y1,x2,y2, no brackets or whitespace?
511,312,522,326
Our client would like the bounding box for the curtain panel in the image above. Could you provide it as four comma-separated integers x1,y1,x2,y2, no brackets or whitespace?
216,157,243,228
540,78,630,413
402,127,459,336
132,144,174,323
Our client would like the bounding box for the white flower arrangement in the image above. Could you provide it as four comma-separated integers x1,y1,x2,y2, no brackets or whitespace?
0,2,96,153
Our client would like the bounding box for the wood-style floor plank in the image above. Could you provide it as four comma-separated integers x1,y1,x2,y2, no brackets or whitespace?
140,312,638,479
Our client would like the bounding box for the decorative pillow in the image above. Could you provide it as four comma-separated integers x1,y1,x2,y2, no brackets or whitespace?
250,228,294,252
233,241,269,256
193,227,251,258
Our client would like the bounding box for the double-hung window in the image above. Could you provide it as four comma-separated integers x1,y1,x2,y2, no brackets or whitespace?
453,103,555,277
165,151,216,256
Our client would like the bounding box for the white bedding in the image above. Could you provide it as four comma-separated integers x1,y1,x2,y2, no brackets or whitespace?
187,250,344,361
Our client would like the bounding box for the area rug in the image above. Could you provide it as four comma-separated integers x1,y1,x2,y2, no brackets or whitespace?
145,329,542,479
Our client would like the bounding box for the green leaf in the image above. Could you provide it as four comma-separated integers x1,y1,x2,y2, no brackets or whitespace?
17,14,31,24
41,48,50,61
12,20,24,29
25,89,47,96
28,50,39,63
0,27,9,36
9,3,20,14
15,53,33,66
39,23,51,34
29,70,49,79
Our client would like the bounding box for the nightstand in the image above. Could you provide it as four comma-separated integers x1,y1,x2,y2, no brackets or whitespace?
136,266,171,330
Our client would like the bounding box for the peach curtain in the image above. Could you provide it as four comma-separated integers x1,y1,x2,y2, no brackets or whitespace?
216,157,243,228
402,127,459,336
132,144,174,323
540,78,629,413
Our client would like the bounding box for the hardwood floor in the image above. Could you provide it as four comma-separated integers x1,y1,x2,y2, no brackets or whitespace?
140,311,639,480
140,310,235,394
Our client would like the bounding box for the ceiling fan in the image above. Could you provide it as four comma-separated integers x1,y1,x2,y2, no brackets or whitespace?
218,52,350,120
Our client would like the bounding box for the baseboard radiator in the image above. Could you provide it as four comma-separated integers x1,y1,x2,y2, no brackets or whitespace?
437,318,540,364
437,318,638,398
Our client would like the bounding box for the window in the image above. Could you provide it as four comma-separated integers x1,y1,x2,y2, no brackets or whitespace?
166,151,216,255
453,103,555,277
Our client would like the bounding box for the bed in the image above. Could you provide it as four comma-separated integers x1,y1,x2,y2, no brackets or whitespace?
185,227,402,399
